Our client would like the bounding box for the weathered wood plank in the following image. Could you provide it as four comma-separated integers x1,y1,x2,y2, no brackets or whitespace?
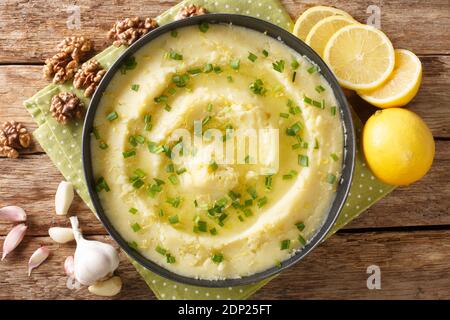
2,230,450,299
0,56,449,142
0,139,448,236
0,0,449,63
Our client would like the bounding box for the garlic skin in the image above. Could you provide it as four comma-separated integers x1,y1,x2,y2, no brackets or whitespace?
64,256,75,277
1,224,27,261
28,246,50,276
69,216,119,285
0,206,27,222
88,276,122,297
55,181,74,216
48,227,74,243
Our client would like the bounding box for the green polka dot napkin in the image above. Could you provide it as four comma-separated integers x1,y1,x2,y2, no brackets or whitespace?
24,0,395,300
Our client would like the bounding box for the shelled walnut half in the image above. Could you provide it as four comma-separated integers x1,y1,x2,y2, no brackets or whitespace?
0,121,31,158
108,17,159,47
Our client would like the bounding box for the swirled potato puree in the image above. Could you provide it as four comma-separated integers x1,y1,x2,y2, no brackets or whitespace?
91,23,343,280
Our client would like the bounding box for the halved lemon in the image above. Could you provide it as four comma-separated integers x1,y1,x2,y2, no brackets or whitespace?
324,24,395,90
305,15,356,58
358,49,422,108
293,6,353,41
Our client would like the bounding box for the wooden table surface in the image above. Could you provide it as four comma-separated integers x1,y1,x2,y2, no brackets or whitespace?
0,0,449,300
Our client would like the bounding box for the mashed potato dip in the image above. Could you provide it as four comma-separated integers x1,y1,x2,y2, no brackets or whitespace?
91,23,343,280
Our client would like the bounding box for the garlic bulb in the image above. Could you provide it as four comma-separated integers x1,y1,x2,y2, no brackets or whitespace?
69,216,119,285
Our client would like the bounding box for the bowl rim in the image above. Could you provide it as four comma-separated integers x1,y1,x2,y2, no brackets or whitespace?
82,13,356,288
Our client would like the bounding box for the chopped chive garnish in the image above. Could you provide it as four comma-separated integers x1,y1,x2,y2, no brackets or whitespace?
209,161,218,172
218,213,228,223
292,71,297,82
95,177,110,192
211,253,223,264
291,59,300,70
202,115,211,126
199,22,209,32
286,122,302,136
228,190,241,201
307,65,317,74
275,260,282,268
213,66,222,73
298,235,306,246
238,215,244,222
265,175,273,190
314,138,319,149
272,59,285,72
129,207,138,215
210,228,218,235
295,222,305,231
197,220,207,232
129,136,137,147
164,104,172,112
131,222,141,232
156,246,167,255
330,106,337,116
106,111,118,121
148,141,164,154
244,155,250,164
303,95,312,105
243,208,253,217
262,49,269,57
298,155,309,167
257,196,268,208
207,103,213,112
158,209,164,217
292,143,302,150
315,85,325,93
170,30,178,38
248,52,257,62
120,56,137,74
281,239,291,250
172,73,189,87
312,100,322,108
176,167,186,175
280,112,289,119
289,106,301,115
326,173,337,184
93,127,100,140
168,87,176,95
99,141,108,150
154,178,165,186
188,67,202,75
168,215,179,224
131,84,140,91
303,142,308,149
129,241,138,250
154,95,168,103
249,79,266,95
246,186,258,199
166,254,176,264
144,114,152,123
230,58,240,70
243,199,252,207
122,150,136,158
166,163,174,173
227,75,233,82
330,153,339,161
168,174,179,185
282,170,297,180
168,50,183,60
203,63,213,73
131,179,144,189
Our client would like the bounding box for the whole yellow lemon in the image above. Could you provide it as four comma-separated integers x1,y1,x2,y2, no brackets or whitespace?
362,108,435,186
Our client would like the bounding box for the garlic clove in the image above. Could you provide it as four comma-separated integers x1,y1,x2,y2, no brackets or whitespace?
28,246,50,276
70,216,120,285
64,255,74,277
48,227,74,243
1,223,27,261
55,181,74,216
88,276,122,297
0,206,27,222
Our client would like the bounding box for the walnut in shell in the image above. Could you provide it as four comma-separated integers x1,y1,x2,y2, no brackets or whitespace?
175,4,208,20
50,92,85,124
0,121,31,159
43,36,93,84
73,59,106,97
107,17,158,47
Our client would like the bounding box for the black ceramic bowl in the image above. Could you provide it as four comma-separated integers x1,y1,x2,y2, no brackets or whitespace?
82,14,355,288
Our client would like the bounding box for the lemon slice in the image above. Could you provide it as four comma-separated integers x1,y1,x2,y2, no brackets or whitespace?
293,6,353,41
358,49,422,108
305,15,356,58
324,24,395,90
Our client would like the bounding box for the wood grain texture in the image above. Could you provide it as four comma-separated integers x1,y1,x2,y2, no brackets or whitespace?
0,0,449,63
2,230,450,299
